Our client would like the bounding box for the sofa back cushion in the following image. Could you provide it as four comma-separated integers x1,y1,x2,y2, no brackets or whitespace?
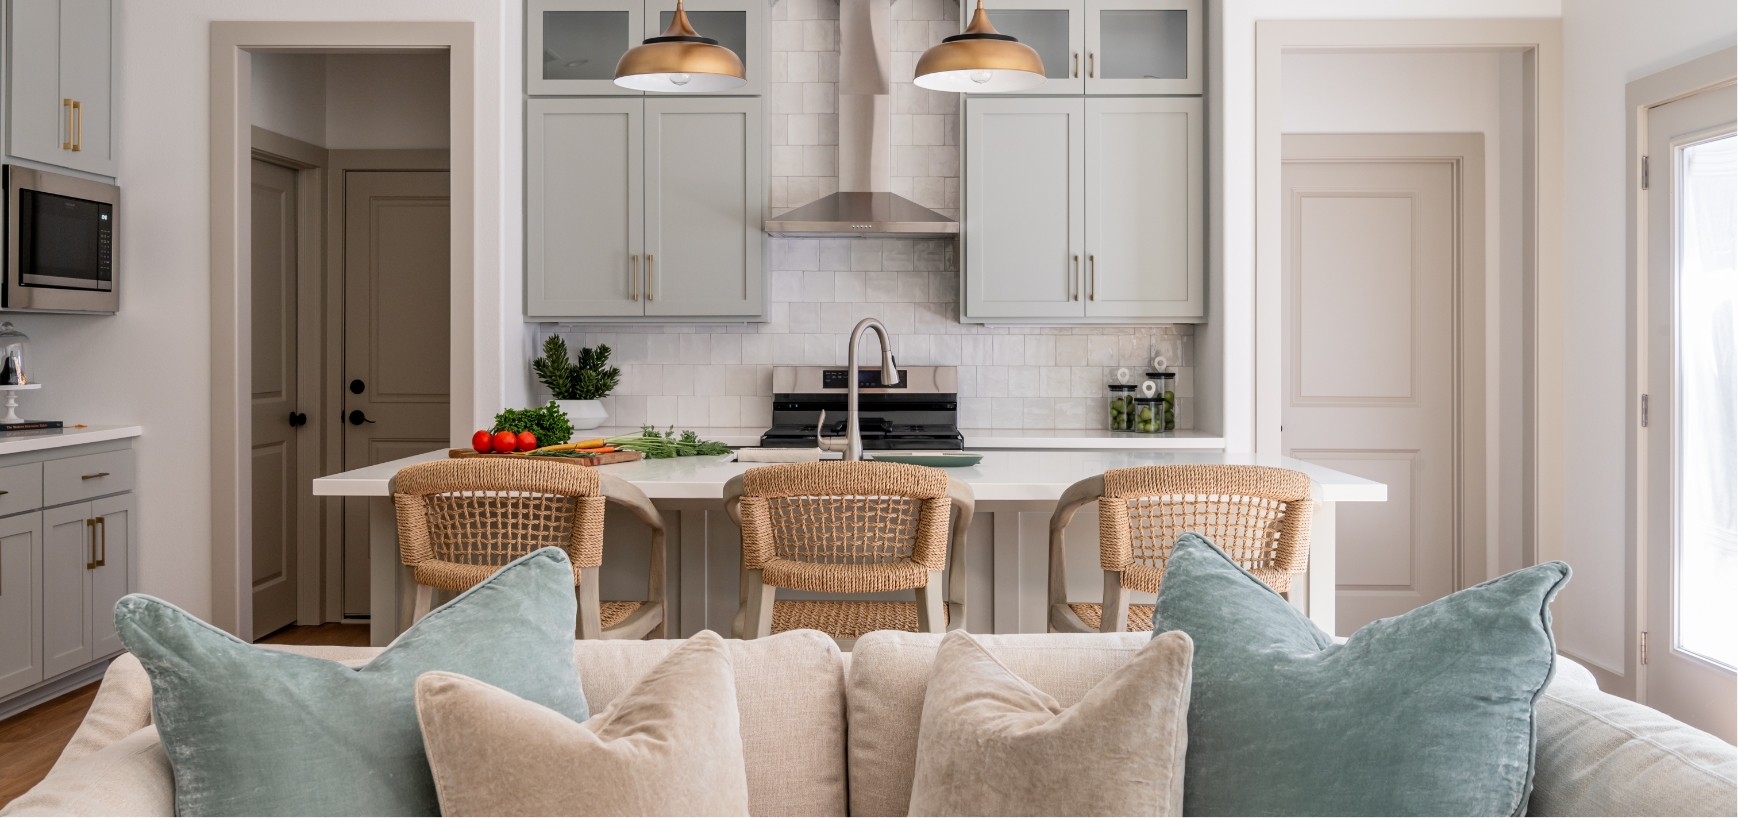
846,630,1150,817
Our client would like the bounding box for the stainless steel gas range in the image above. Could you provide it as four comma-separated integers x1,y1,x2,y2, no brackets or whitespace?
758,366,964,451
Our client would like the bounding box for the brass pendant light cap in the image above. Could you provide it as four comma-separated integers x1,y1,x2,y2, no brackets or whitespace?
615,0,747,91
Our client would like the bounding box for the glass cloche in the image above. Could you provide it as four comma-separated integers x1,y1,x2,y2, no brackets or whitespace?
0,322,27,385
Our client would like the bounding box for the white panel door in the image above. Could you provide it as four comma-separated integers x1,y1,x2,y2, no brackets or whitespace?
41,502,91,678
964,96,1084,319
527,98,645,318
1084,96,1201,318
644,96,764,318
0,512,43,698
1282,158,1458,636
250,158,299,639
88,493,130,658
1643,84,1736,743
343,171,451,616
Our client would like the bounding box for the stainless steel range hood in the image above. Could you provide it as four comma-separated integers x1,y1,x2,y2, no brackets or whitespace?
766,192,958,238
765,0,959,239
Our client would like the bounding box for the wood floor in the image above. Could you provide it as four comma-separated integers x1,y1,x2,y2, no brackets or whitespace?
0,623,370,809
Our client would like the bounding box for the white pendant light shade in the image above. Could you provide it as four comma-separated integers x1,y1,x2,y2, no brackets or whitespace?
913,0,1045,93
614,0,747,92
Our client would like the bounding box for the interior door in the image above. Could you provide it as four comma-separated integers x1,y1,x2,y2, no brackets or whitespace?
1082,0,1199,95
1084,96,1201,318
527,98,645,319
963,96,1084,319
41,502,91,678
1643,83,1736,743
644,96,763,317
250,157,299,639
961,0,1082,95
0,512,43,699
342,171,451,617
88,493,130,658
1282,145,1465,635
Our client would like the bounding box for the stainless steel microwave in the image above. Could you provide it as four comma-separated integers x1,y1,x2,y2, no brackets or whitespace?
3,165,118,313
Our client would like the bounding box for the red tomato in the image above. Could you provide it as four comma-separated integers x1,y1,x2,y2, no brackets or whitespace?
493,430,518,453
517,431,538,452
471,430,494,453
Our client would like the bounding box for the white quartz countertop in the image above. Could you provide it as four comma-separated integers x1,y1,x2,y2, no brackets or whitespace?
314,449,1384,503
0,424,141,455
583,426,1225,450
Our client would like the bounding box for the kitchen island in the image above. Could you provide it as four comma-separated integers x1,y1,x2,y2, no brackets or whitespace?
314,450,1383,646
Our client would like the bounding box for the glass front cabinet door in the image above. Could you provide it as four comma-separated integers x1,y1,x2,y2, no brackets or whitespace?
529,0,763,95
1083,0,1199,94
967,0,1083,95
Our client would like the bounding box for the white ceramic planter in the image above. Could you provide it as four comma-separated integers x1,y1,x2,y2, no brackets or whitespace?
557,399,609,430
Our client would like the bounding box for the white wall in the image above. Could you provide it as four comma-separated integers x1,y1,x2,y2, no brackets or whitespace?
1556,0,1735,674
13,1,522,623
251,53,451,149
1280,50,1528,579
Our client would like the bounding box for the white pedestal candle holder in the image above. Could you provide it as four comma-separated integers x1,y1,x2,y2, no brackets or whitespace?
0,383,43,423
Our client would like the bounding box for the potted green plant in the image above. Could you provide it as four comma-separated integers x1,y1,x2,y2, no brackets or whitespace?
532,336,621,430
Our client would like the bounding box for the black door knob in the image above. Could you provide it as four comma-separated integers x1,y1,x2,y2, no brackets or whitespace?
288,412,307,427
348,410,376,425
350,379,366,394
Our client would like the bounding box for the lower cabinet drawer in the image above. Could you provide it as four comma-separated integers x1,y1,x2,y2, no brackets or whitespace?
44,451,135,507
0,463,42,517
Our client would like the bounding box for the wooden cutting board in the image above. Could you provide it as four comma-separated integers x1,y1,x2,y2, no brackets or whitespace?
447,449,644,467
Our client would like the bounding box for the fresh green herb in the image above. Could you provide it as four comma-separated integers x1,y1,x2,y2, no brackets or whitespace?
605,425,732,458
492,402,574,447
532,336,621,401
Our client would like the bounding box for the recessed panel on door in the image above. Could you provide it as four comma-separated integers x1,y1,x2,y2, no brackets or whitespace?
528,99,645,318
644,97,763,318
0,513,43,698
529,0,644,95
1084,97,1201,318
1294,194,1415,402
42,503,92,678
964,97,1083,318
89,494,130,658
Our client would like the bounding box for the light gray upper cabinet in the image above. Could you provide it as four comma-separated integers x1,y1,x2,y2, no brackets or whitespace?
527,98,645,317
527,96,763,321
964,95,1201,322
643,97,762,317
964,97,1083,319
960,0,1197,95
529,0,764,96
7,0,117,177
0,511,42,699
1083,96,1202,318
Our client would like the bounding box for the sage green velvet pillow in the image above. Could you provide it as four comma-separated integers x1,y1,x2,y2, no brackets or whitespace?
1153,533,1570,817
115,548,589,817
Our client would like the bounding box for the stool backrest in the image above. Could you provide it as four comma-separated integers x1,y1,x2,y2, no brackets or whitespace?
1098,465,1312,593
392,458,606,588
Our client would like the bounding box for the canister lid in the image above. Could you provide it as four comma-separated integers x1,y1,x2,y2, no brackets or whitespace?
1108,383,1137,392
1145,371,1176,380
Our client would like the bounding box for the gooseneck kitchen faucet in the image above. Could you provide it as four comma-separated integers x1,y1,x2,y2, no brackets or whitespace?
817,317,901,461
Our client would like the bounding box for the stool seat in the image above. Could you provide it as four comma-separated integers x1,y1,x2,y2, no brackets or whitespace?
1068,602,1154,632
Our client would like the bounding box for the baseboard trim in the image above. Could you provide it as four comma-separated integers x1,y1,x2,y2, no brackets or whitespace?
0,657,115,722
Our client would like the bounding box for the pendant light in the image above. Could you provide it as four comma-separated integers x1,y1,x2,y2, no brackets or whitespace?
913,0,1045,93
614,0,746,92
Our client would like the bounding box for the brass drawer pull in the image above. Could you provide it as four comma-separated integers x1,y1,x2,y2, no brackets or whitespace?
0,490,9,496
62,99,73,150
646,254,656,301
1073,53,1079,79
1089,255,1097,301
630,254,640,301
72,100,82,151
1072,255,1080,301
81,472,111,480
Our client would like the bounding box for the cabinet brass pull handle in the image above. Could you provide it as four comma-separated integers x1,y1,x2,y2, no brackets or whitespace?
1089,255,1096,301
62,99,74,150
85,518,107,569
1072,255,1080,301
1073,53,1079,78
97,517,106,567
646,254,656,301
81,472,110,480
0,490,9,496
1089,52,1096,78
72,100,82,151
630,254,640,301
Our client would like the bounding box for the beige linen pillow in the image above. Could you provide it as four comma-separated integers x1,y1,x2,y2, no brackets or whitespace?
907,630,1193,817
414,630,750,817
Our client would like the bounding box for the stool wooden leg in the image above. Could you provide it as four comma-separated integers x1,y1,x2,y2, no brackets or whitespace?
742,570,775,639
1101,571,1130,633
412,584,434,624
916,570,946,633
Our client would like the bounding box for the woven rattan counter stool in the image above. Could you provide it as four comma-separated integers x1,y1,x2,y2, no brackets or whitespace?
392,458,667,640
1047,464,1313,633
724,461,975,650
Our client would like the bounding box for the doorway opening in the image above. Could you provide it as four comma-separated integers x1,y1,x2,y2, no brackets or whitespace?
244,49,453,639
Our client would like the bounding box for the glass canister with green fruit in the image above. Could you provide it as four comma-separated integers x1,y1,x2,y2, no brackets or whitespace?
1149,371,1177,431
1132,397,1164,433
1107,384,1137,431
